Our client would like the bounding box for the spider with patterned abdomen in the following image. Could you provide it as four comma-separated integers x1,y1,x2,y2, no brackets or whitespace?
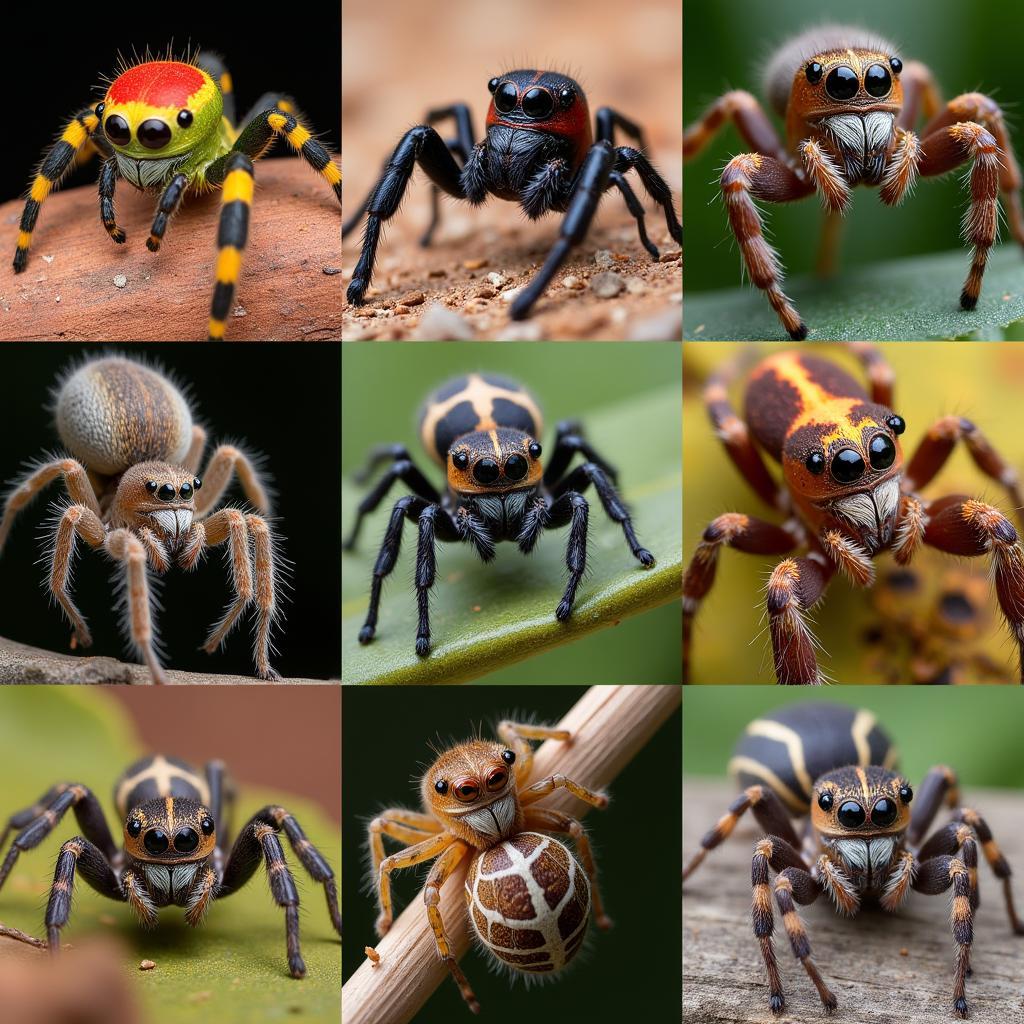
366,719,610,1012
343,69,681,320
684,24,1024,340
11,49,341,340
0,353,283,683
0,754,341,978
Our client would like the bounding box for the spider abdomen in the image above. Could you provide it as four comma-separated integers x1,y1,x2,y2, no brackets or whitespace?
56,356,193,475
465,832,591,975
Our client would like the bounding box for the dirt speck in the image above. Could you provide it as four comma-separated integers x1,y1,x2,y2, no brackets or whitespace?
112,274,127,289
591,272,626,298
139,960,156,971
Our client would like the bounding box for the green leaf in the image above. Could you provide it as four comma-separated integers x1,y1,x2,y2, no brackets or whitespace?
341,386,682,684
0,689,340,1024
684,246,1024,341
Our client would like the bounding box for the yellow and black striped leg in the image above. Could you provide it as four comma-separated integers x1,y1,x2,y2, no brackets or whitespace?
14,107,100,272
208,152,254,341
197,51,236,125
45,837,123,951
98,158,126,244
147,172,189,252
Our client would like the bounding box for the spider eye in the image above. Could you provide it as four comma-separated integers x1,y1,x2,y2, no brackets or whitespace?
869,434,896,470
104,114,131,145
158,483,176,501
886,414,906,435
528,441,542,459
138,118,172,149
899,784,913,803
871,797,898,826
486,767,508,791
200,816,215,836
889,56,903,75
501,749,516,765
817,791,834,811
494,82,518,113
504,454,528,481
144,828,169,855
522,87,554,119
145,480,158,493
825,65,859,101
434,779,448,795
805,61,824,84
178,481,193,499
454,779,481,803
558,87,574,109
127,818,142,837
177,109,193,128
805,451,826,475
174,827,199,853
473,458,500,484
193,477,203,490
452,450,469,471
487,77,500,94
831,448,866,483
837,800,866,828
864,64,893,98
95,101,105,117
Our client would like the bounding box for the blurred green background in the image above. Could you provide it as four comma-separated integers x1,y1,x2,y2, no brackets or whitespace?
683,687,1024,788
683,342,1024,683
342,344,681,684
684,0,1024,295
342,685,681,1022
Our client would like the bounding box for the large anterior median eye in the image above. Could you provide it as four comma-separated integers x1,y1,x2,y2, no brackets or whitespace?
522,87,554,119
504,454,528,480
865,64,892,98
869,434,896,470
494,82,518,113
837,800,866,828
144,828,169,855
825,65,859,100
104,114,131,145
473,458,500,484
871,797,898,826
454,779,480,803
138,118,172,149
831,448,865,482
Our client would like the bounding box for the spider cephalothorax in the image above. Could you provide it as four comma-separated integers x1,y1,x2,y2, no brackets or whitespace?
683,344,1024,684
367,720,610,1011
344,373,654,655
683,703,1024,1019
0,354,282,683
343,68,681,321
13,51,341,340
684,24,1024,339
0,755,341,978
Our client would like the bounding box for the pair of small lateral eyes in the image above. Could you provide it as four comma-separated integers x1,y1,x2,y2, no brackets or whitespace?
488,77,575,119
451,441,543,484
818,782,913,828
434,749,516,802
805,55,904,101
144,477,203,501
95,100,194,151
126,814,215,855
804,415,905,483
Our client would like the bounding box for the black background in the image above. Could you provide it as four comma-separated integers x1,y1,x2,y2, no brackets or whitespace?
0,343,340,680
3,6,340,202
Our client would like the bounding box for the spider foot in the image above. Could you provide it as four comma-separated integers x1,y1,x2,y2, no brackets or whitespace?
145,236,160,253
257,668,282,682
347,280,368,306
954,997,969,1019
289,952,307,979
555,598,573,621
110,228,127,244
961,290,979,311
358,625,376,645
595,911,613,930
636,547,655,568
415,635,430,657
769,993,785,1015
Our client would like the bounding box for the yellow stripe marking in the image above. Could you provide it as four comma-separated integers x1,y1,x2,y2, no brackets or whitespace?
287,124,312,149
851,709,877,766
17,231,32,249
62,120,88,148
216,246,242,284
277,100,295,114
268,112,287,131
222,170,253,205
166,796,175,832
115,755,210,813
856,766,870,803
488,430,501,457
208,318,226,339
744,718,814,799
30,177,52,202
219,72,233,94
323,162,341,186
727,755,806,814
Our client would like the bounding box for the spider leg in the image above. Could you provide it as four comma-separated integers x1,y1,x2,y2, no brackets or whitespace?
0,783,117,892
595,106,648,150
145,172,189,252
953,809,1024,934
13,107,102,272
608,170,658,258
182,425,208,475
684,91,788,162
196,51,237,125
368,809,444,892
520,157,573,220
0,456,101,555
545,490,588,620
98,158,127,244
193,442,270,517
204,758,228,876
543,422,617,484
343,452,441,550
373,830,455,936
47,504,107,649
494,720,571,784
420,104,476,246
907,765,961,846
45,837,123,951
412,503,461,656
346,125,468,304
612,146,682,247
422,839,478,1011
205,151,255,341
896,61,943,130
519,772,608,810
765,554,836,685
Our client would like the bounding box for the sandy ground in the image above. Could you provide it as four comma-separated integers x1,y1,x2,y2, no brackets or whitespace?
341,0,682,341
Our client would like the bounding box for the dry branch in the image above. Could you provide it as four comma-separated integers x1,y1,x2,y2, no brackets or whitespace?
0,160,341,341
0,635,332,684
341,683,681,1024
682,777,1024,1024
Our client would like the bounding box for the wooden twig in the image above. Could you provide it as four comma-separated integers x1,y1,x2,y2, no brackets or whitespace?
341,684,681,1024
0,922,46,950
0,635,333,684
683,778,1024,1023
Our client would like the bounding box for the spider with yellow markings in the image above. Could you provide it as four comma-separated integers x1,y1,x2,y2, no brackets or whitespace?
12,48,341,340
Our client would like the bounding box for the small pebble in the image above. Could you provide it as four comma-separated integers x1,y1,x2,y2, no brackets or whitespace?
496,321,543,340
428,268,448,277
624,276,646,295
55,296,61,303
42,255,54,264
113,274,127,289
899,948,909,957
561,275,584,290
463,257,488,270
590,271,625,299
322,266,342,276
472,286,496,299
365,946,381,965
139,960,156,971
415,303,475,340
398,290,425,307
232,304,247,318
486,272,506,287
627,306,682,341
373,307,392,318
594,249,615,267
659,250,683,263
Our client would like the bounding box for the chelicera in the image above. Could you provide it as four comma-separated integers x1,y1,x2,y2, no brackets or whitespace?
684,25,1024,339
0,755,341,977
344,373,655,655
683,344,1024,684
12,51,341,340
683,702,1023,1018
343,69,682,320
366,719,610,1011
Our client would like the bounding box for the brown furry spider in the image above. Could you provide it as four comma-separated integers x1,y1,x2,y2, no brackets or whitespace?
0,355,281,683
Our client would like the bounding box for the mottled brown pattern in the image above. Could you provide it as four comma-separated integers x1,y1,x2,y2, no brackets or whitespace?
491,921,544,949
557,887,587,939
745,367,804,459
482,873,535,921
532,845,571,909
798,356,867,404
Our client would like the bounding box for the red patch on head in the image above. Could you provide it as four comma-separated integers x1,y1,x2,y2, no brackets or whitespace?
108,62,207,108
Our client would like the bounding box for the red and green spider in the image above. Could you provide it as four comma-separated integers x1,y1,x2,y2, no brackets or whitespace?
12,50,341,340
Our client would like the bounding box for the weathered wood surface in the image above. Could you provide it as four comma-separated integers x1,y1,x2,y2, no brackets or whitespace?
0,635,332,684
0,159,340,341
683,778,1024,1024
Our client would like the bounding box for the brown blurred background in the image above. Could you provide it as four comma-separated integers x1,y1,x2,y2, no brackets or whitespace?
107,688,340,823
